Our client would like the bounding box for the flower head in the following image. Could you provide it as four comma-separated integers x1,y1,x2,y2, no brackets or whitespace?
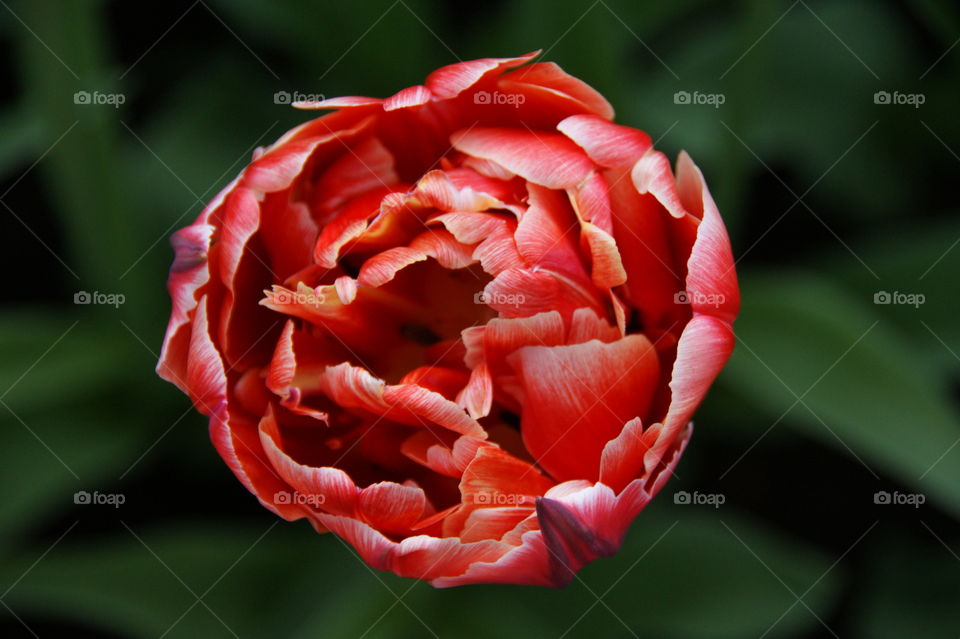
157,53,739,587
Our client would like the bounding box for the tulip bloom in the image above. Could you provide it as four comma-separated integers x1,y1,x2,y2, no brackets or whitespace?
157,53,739,587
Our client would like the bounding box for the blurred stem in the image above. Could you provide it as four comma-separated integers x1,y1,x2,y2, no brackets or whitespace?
12,0,146,325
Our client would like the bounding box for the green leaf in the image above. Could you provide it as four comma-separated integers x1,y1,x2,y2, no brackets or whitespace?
726,272,960,518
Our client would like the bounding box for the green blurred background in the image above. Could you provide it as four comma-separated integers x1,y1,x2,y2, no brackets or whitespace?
1,0,958,636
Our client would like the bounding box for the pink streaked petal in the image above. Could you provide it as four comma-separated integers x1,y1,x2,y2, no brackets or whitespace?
451,127,594,189
157,222,216,393
186,295,227,415
499,62,614,121
509,335,660,482
392,535,506,581
358,481,427,533
313,187,399,268
312,136,399,216
444,446,554,537
411,169,514,213
611,425,691,526
242,115,375,193
318,362,487,438
456,361,493,419
568,170,613,233
515,184,590,284
425,52,540,100
662,314,735,444
431,529,554,587
676,151,740,322
357,246,426,288
580,222,627,289
383,85,433,111
599,417,656,493
334,275,358,304
432,212,523,276
567,307,620,345
312,512,395,571
482,268,603,321
461,507,534,543
209,403,304,520
482,311,565,377
400,430,493,478
258,409,359,516
557,114,652,167
631,150,687,219
292,95,384,110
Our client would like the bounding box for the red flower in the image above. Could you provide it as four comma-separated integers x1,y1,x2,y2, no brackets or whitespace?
157,52,739,587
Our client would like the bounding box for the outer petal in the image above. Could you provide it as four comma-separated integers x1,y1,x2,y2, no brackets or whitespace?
557,114,652,167
425,52,539,99
676,151,740,322
498,62,614,120
451,128,593,189
157,222,217,393
661,314,735,443
431,529,555,587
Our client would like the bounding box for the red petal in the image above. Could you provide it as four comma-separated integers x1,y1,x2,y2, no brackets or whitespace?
557,114,652,167
358,481,426,533
383,85,433,111
258,409,359,516
185,295,227,415
451,127,593,189
425,52,539,100
509,335,660,481
677,151,740,322
318,363,487,438
498,62,614,120
662,314,735,444
157,222,216,393
631,150,687,219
